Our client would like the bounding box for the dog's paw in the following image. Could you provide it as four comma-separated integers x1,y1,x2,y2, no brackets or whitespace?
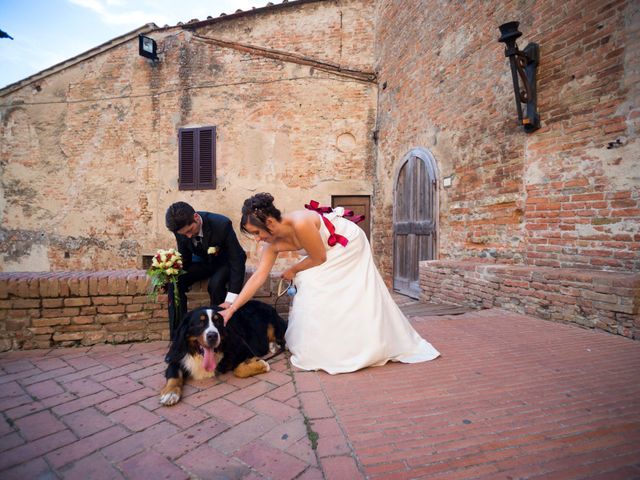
233,357,271,378
268,341,278,354
259,359,271,372
159,390,181,406
160,378,183,406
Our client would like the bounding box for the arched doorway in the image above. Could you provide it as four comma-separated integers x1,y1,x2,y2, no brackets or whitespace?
393,148,438,298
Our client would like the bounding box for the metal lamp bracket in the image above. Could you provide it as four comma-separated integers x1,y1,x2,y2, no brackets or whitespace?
498,22,540,133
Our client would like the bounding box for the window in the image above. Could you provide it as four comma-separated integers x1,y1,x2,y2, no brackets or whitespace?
178,126,216,190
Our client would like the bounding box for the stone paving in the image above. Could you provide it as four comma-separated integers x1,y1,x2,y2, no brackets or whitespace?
1,308,639,479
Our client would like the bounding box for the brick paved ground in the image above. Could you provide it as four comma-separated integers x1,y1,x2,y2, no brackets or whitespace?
1,308,639,479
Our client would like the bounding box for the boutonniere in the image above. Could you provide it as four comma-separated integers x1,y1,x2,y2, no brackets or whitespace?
207,246,219,256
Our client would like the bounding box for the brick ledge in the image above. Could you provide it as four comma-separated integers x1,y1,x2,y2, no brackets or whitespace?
420,260,639,340
0,269,290,351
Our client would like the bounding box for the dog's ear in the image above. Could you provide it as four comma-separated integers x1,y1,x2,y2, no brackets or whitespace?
166,310,192,362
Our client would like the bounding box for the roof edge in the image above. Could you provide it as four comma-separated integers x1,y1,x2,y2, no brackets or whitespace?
178,0,326,30
0,23,158,97
0,0,331,98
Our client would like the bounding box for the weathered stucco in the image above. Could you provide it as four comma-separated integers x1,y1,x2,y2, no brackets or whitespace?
0,0,376,272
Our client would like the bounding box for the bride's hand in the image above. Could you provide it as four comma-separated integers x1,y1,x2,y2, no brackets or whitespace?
219,307,234,325
281,268,296,281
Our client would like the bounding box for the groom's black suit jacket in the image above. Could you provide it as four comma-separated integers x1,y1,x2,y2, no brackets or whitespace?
174,211,246,295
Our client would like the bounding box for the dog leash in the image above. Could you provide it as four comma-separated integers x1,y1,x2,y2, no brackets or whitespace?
258,279,296,361
225,326,286,363
275,278,296,311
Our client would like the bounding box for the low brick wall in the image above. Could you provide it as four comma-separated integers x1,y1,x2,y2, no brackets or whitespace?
0,270,291,351
420,260,640,339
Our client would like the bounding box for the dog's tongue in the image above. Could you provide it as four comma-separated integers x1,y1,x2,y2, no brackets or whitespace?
203,346,216,372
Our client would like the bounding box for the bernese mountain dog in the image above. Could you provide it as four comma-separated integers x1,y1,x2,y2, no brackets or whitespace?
160,300,287,406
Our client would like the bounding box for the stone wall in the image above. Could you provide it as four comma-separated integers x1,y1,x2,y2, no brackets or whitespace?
0,270,291,351
374,0,639,281
420,260,640,340
0,0,376,274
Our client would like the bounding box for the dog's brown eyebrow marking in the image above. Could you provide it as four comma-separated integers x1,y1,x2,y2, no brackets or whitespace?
199,314,207,322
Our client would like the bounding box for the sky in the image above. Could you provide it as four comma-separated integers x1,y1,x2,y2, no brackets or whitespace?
0,0,262,89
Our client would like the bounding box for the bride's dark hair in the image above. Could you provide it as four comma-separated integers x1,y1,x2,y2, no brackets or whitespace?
241,193,282,234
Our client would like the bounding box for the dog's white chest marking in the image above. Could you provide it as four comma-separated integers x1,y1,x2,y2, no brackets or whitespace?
182,354,216,380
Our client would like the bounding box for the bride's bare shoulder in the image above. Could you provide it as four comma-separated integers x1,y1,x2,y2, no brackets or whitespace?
286,209,320,226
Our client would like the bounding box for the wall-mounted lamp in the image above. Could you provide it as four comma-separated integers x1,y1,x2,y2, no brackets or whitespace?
498,22,540,133
138,35,158,61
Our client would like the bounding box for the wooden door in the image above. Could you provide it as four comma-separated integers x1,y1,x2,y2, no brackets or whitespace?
393,152,437,298
332,195,370,241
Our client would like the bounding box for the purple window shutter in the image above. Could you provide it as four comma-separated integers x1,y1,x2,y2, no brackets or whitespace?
179,129,196,190
198,127,216,189
178,127,216,190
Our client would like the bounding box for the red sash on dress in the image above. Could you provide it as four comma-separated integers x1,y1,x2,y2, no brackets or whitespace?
304,200,365,247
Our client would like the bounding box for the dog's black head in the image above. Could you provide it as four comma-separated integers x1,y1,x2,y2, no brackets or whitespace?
166,307,225,372
209,305,225,334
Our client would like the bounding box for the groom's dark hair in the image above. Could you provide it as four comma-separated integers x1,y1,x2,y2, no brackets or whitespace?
166,202,196,233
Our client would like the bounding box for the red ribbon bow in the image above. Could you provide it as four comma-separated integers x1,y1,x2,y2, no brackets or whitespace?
304,200,366,247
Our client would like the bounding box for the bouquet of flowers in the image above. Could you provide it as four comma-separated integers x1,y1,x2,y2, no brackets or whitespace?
147,248,185,307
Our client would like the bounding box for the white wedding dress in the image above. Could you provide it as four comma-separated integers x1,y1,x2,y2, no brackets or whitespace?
285,208,440,374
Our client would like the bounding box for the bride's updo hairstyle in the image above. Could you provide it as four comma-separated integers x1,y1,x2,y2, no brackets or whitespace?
241,193,282,234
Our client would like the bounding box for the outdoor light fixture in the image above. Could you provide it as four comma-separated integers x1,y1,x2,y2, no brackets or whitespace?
138,34,158,60
498,22,540,133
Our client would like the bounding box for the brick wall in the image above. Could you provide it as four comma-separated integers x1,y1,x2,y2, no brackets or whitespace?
0,270,291,351
420,260,640,340
522,0,640,271
374,0,640,281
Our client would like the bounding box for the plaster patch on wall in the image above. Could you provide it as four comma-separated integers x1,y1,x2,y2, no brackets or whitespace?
1,243,50,272
523,157,548,185
559,74,598,99
584,140,640,190
575,218,639,237
439,27,471,62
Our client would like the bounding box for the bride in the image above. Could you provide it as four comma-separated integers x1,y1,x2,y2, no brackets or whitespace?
219,193,440,374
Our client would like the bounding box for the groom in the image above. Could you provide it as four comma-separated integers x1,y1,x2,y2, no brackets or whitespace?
165,201,246,339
